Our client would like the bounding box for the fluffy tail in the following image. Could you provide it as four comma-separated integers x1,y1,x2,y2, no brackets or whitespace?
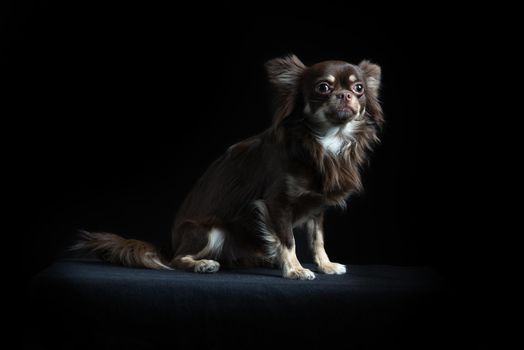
71,230,172,270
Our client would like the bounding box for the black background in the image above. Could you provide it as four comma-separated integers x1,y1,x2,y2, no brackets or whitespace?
5,2,500,289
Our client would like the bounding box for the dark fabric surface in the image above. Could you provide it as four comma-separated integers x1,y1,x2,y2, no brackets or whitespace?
25,259,459,349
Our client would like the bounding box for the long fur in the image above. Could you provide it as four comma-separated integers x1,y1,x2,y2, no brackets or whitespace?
72,230,172,270
73,54,383,279
265,54,306,125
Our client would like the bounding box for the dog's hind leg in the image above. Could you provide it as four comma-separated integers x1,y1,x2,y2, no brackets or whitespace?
171,222,225,273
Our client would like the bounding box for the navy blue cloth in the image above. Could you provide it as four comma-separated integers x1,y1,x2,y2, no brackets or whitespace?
25,259,457,349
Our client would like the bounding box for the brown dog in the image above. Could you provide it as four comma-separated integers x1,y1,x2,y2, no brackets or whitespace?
74,55,384,280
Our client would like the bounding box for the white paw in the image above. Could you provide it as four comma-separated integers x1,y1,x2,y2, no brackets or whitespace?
318,262,347,275
194,260,220,273
284,267,316,280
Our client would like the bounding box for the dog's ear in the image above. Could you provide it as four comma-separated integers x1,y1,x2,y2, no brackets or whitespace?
359,60,383,128
359,60,381,97
265,54,306,126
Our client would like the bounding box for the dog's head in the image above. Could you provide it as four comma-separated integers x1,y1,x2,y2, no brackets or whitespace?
265,55,383,132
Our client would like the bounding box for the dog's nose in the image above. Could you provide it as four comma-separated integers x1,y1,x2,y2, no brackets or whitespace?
336,92,352,101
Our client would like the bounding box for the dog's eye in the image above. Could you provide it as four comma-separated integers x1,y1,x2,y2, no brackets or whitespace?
316,82,332,94
352,83,364,95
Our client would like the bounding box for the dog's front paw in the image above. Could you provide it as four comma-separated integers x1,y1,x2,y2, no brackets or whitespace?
318,262,347,275
284,267,316,280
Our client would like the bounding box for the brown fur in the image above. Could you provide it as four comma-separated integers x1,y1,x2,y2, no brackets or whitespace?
72,230,171,270
73,55,383,280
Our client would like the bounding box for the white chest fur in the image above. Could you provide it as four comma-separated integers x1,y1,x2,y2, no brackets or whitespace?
318,121,360,155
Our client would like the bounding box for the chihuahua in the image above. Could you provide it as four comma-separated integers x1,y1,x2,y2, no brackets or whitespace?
75,55,384,280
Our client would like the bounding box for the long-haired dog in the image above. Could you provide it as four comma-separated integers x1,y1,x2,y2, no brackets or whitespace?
74,55,384,280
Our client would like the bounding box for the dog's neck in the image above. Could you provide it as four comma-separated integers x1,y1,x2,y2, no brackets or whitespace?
315,120,363,156
275,109,379,198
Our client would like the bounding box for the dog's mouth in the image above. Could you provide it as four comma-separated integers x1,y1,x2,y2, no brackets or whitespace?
332,106,357,123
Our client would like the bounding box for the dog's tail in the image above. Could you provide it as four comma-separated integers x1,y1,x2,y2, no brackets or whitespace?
71,230,172,270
